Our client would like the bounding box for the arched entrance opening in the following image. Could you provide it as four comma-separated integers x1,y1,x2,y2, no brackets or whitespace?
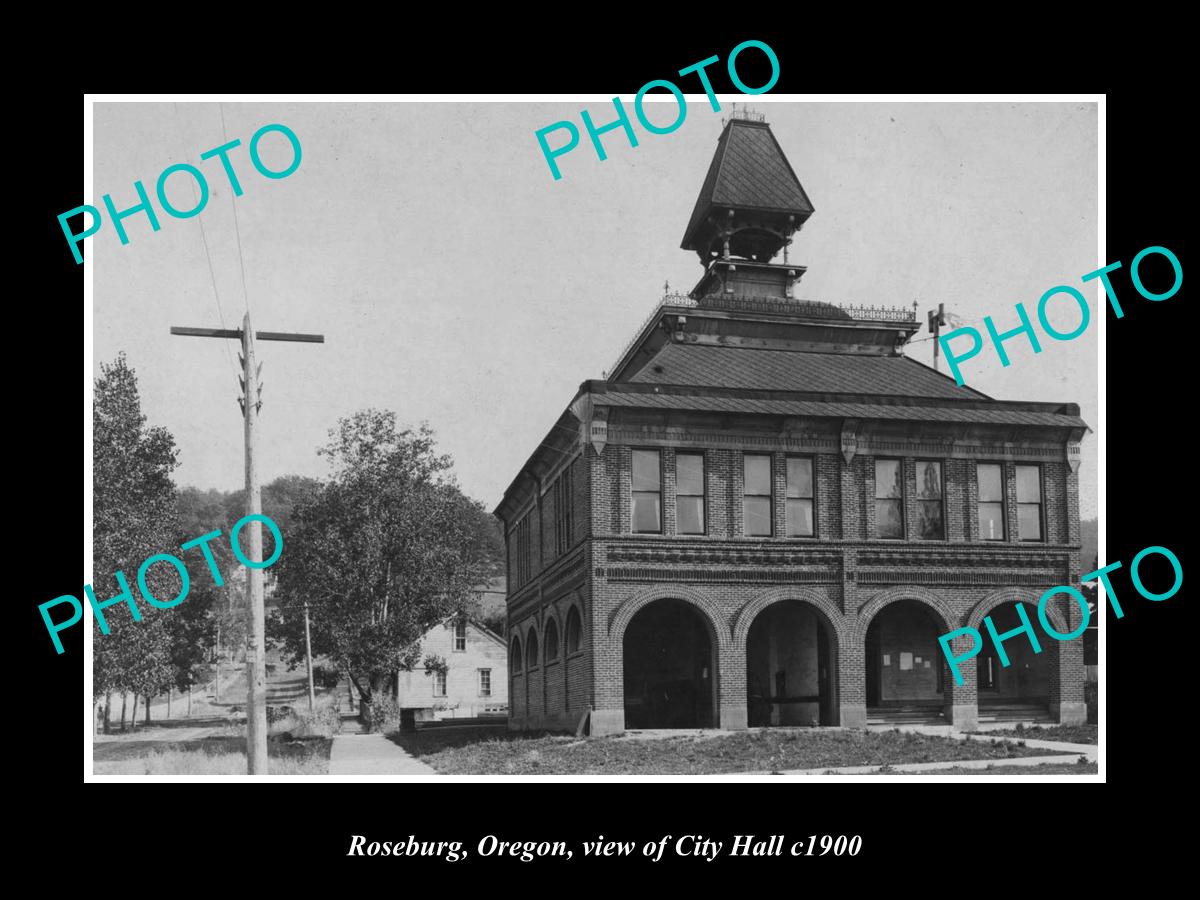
865,599,947,725
975,601,1054,723
623,598,716,729
746,600,837,727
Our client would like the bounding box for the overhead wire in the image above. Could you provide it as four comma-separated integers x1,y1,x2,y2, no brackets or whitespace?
219,102,253,320
173,103,239,380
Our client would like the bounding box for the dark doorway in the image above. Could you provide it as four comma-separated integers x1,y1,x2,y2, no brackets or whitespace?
976,602,1052,722
746,600,837,726
865,600,947,724
623,599,715,729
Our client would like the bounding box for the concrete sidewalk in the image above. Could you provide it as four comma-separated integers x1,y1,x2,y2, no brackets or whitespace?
739,753,1092,777
329,734,438,775
882,726,1098,762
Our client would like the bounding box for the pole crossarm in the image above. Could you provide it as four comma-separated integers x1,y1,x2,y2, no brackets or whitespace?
170,326,243,339
256,331,325,343
169,326,325,343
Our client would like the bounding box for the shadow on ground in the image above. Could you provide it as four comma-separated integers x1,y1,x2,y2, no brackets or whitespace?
94,735,332,762
389,724,527,758
100,715,236,734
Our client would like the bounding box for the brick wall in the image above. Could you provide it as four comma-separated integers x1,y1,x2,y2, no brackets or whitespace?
505,424,1086,733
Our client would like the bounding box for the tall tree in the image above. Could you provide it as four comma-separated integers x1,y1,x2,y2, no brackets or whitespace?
271,411,490,723
92,353,181,730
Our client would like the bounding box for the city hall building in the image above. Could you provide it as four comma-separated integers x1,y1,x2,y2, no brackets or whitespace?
495,112,1089,736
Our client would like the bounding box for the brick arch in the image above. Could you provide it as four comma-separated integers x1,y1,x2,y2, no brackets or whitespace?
541,606,563,662
525,623,541,668
509,634,523,674
732,587,847,649
607,585,729,650
967,587,1068,635
853,586,958,642
561,596,586,654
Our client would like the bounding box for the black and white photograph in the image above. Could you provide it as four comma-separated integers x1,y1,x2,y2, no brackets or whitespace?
78,95,1108,782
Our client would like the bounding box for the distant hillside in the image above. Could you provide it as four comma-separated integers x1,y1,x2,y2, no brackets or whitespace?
1080,518,1097,571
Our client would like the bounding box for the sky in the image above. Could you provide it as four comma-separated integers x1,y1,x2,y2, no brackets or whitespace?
92,100,1098,518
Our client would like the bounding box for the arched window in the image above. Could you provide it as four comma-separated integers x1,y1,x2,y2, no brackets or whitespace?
566,606,582,654
510,636,522,674
526,628,540,669
544,618,560,661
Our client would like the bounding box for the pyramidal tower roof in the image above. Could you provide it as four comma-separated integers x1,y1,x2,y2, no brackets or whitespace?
680,113,815,258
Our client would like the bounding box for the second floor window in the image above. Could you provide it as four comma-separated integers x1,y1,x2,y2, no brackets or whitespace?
875,458,903,539
915,460,944,540
676,452,706,534
785,456,814,537
632,449,662,533
743,454,773,537
978,463,1005,540
453,619,467,652
514,515,532,588
1016,465,1043,541
553,464,574,555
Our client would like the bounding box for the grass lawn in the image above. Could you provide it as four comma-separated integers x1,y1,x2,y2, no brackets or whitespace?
973,724,1098,744
868,761,1098,776
93,735,331,775
392,727,1068,775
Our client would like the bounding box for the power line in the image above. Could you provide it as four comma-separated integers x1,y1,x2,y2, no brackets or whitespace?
173,103,239,380
219,102,253,319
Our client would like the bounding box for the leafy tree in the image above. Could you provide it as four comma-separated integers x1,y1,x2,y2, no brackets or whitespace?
92,353,181,731
272,411,491,724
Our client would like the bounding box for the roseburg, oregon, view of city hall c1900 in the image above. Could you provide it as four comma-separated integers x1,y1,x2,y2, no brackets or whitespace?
495,111,1091,737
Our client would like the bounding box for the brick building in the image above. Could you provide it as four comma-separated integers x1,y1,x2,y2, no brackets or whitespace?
495,112,1089,736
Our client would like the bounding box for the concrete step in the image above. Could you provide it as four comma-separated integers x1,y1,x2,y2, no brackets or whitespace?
978,703,1053,723
867,706,947,725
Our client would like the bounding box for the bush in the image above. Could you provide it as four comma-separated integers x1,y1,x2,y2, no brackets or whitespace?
269,694,342,738
364,695,402,734
312,665,342,690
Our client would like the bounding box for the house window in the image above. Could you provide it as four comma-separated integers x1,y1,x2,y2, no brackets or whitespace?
915,460,944,540
743,453,773,537
631,449,662,533
453,619,467,652
478,669,492,697
785,456,814,537
676,452,706,535
566,606,582,654
977,463,1005,541
875,458,904,539
433,669,447,697
1016,465,1043,541
544,618,559,661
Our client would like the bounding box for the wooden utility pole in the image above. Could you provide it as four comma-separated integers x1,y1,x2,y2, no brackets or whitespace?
304,600,316,713
170,313,324,774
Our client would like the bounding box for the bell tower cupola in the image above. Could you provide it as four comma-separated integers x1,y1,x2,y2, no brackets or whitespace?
680,110,816,301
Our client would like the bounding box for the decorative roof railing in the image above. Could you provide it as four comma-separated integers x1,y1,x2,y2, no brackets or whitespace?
698,293,918,323
722,107,767,125
604,292,917,380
